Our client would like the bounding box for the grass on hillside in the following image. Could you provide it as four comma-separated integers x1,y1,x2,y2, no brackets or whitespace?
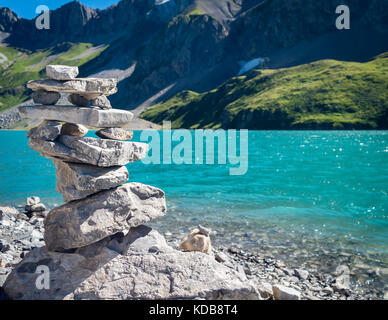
141,53,388,129
0,43,107,112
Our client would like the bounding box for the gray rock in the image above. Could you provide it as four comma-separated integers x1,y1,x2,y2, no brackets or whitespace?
257,282,273,299
52,159,129,202
26,120,62,141
215,252,230,263
95,128,133,141
19,105,133,128
27,78,118,98
60,123,88,137
28,135,148,167
4,226,261,300
294,268,309,280
272,284,301,300
198,224,211,236
46,65,79,80
92,95,111,109
25,203,46,213
67,94,89,107
44,183,166,251
32,90,61,105
26,197,40,206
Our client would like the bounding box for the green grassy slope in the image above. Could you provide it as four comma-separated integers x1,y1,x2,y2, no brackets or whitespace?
0,43,107,112
141,53,388,129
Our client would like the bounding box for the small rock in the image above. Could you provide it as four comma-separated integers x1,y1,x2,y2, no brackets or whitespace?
27,120,62,141
197,224,211,236
321,287,334,296
272,284,301,300
25,203,46,213
96,128,133,141
46,65,79,80
32,90,61,105
26,197,40,206
0,260,7,268
92,95,112,109
61,123,88,137
228,247,240,254
215,252,229,263
16,213,29,221
258,282,273,299
68,93,90,107
179,227,212,255
294,268,309,280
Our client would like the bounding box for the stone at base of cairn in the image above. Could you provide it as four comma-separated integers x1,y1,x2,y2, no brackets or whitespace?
3,226,261,300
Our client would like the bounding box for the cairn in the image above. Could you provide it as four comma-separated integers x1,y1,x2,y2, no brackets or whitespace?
3,65,260,300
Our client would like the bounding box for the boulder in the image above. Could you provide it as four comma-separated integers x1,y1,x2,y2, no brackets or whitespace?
179,227,212,255
60,123,88,137
52,159,129,202
46,65,79,80
272,285,301,300
68,94,90,107
28,135,148,167
19,105,133,128
95,128,133,141
3,226,261,300
26,78,118,98
92,95,111,109
32,90,61,105
27,120,62,141
44,183,166,251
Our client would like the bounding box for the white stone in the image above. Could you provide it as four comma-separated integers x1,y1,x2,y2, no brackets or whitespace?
46,65,79,80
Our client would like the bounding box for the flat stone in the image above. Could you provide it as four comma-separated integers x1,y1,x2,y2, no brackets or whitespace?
46,65,79,80
27,120,62,141
68,94,89,107
28,135,148,167
52,159,129,202
4,226,261,300
44,183,166,251
272,284,301,300
95,128,133,140
60,123,88,137
32,90,61,105
27,78,118,98
92,95,111,109
19,105,133,128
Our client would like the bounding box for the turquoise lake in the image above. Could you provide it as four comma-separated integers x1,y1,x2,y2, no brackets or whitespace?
0,130,387,289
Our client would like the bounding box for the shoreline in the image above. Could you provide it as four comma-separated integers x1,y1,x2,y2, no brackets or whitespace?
1,204,386,300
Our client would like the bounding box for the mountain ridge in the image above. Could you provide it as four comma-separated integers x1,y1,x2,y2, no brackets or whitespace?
0,0,387,128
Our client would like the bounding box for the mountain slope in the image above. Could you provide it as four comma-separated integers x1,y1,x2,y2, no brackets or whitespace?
140,53,388,129
0,0,387,117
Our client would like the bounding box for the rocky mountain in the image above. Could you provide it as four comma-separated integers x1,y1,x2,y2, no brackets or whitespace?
141,53,388,129
1,0,388,126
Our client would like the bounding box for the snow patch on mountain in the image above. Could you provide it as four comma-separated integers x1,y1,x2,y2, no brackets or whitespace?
237,57,265,75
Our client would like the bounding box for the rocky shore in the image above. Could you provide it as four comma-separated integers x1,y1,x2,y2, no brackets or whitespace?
0,204,381,300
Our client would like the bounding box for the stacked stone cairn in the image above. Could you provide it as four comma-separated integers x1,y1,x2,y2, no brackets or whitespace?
3,65,261,300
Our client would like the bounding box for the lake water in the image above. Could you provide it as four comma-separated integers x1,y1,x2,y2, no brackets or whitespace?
0,130,387,294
